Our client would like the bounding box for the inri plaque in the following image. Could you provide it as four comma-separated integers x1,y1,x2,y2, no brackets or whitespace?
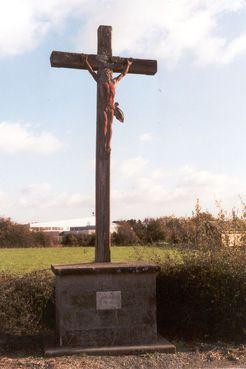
96,291,121,310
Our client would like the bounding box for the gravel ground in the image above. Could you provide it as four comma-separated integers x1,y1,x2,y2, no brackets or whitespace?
0,337,245,369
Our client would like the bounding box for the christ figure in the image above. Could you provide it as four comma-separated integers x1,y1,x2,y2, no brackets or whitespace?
85,56,132,152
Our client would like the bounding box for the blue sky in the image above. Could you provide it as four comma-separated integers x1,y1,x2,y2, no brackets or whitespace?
0,0,246,223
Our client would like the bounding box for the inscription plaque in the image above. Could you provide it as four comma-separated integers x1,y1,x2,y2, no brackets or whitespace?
96,291,121,310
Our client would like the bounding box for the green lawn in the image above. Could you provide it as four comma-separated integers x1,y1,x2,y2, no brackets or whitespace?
0,246,182,275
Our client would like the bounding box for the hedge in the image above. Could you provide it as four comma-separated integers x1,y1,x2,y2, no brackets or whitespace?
0,271,54,335
0,249,245,342
157,249,246,341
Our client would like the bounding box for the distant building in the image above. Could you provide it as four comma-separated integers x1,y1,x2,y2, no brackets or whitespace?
30,226,64,232
30,217,117,234
69,226,95,235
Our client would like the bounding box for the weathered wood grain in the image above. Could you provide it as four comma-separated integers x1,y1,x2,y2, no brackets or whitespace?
95,26,111,263
50,52,157,75
97,25,112,57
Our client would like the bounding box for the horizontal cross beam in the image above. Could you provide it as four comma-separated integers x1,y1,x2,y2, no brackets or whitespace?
50,51,157,76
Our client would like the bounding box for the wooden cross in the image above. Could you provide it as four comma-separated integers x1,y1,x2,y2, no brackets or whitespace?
50,25,157,262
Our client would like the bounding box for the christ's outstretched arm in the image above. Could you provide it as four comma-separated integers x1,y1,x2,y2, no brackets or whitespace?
84,56,98,82
113,59,133,84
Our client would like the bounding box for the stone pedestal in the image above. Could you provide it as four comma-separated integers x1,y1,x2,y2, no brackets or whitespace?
45,262,175,356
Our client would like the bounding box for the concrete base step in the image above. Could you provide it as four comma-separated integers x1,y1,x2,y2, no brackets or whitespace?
44,336,176,357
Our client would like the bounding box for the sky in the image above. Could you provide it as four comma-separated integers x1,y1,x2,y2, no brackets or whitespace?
0,0,246,223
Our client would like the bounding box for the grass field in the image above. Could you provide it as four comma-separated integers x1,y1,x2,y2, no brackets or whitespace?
0,246,182,275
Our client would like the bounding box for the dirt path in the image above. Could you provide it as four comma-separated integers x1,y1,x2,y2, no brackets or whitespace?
0,340,245,369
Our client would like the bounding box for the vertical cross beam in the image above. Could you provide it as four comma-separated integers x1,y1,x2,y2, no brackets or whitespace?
95,26,112,262
50,25,157,263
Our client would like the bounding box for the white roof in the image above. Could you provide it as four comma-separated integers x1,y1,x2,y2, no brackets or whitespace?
30,217,95,231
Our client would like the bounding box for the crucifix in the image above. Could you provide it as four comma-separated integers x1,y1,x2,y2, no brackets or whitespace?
50,25,157,262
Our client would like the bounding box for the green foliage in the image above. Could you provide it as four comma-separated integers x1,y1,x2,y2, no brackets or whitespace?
32,232,57,248
112,221,139,245
114,199,246,248
0,217,58,248
0,248,244,342
157,248,246,342
0,271,54,335
1,199,246,249
127,219,148,242
61,233,95,247
145,218,166,243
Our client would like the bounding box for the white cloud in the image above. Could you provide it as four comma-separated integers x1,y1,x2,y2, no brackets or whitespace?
139,132,156,142
0,0,86,56
18,183,93,210
111,160,246,218
0,0,245,66
0,191,9,209
76,0,246,66
113,156,148,179
1,162,246,221
0,122,62,154
21,182,52,195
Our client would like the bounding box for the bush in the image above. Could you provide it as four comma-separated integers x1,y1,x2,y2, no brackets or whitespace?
61,233,95,246
112,222,139,245
0,271,54,335
113,200,246,248
32,232,59,248
144,218,166,243
0,249,245,342
157,248,246,342
114,218,167,245
0,217,59,248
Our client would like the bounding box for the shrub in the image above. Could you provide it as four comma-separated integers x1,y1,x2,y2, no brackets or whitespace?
61,233,95,246
32,232,59,248
157,248,246,342
0,271,54,335
144,218,166,243
113,200,246,248
0,248,245,342
114,218,167,245
0,218,33,248
112,222,139,245
0,217,59,248
128,219,148,242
